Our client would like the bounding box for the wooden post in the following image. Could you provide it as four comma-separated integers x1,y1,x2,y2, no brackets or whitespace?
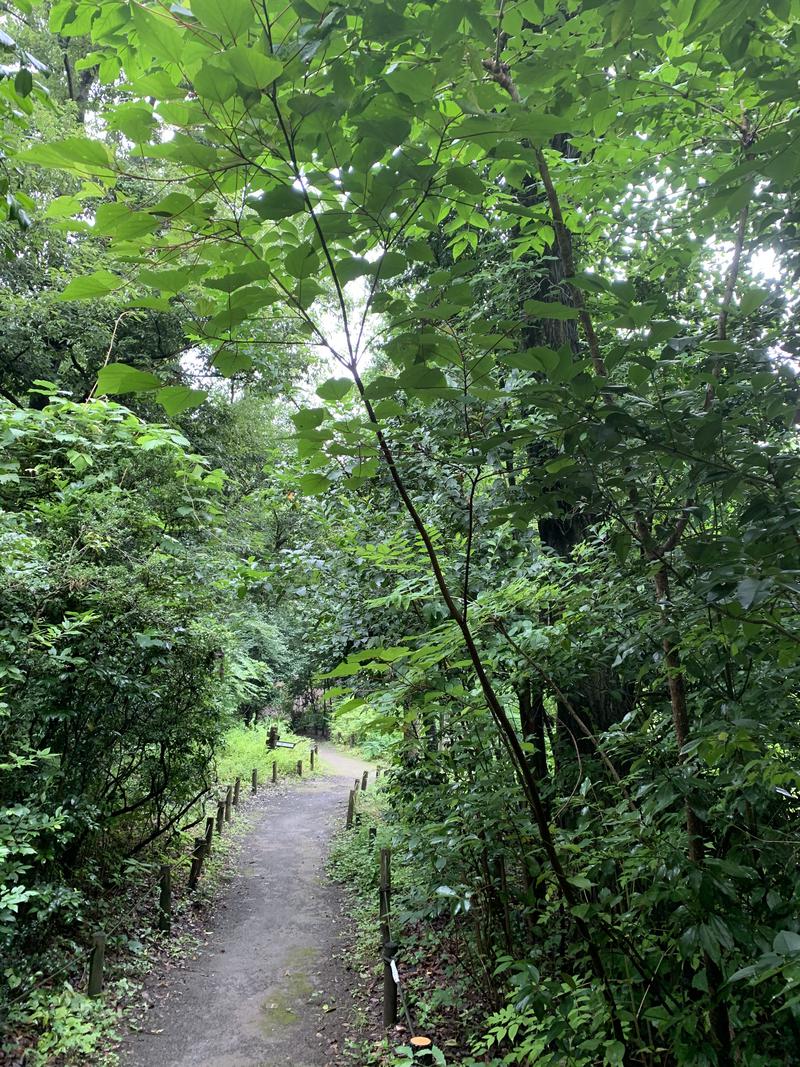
410,1036,434,1062
382,939,398,1027
310,749,315,771
225,784,233,822
158,865,171,934
272,759,277,783
188,836,205,890
216,800,225,833
354,778,360,794
375,767,380,781
314,742,319,755
346,788,355,829
268,725,278,749
361,769,368,791
233,776,241,807
205,816,214,854
252,767,258,794
88,932,106,997
379,848,391,945
296,759,302,776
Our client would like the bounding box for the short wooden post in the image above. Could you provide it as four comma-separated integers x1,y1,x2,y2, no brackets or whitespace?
251,767,258,794
205,816,214,853
233,776,241,808
225,784,233,822
296,759,302,776
314,742,319,755
188,836,205,890
346,788,355,829
268,725,278,749
88,932,106,997
354,778,360,794
158,865,171,934
361,769,368,791
375,767,380,781
310,749,315,771
410,1036,434,1061
272,759,277,783
379,848,391,945
382,939,398,1027
216,800,225,833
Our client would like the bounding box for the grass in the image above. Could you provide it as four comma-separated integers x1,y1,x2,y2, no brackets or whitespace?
215,720,320,790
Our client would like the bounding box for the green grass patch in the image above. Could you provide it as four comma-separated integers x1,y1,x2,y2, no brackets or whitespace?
215,721,319,787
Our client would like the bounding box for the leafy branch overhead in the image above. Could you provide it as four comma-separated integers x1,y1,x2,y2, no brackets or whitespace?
3,0,800,1064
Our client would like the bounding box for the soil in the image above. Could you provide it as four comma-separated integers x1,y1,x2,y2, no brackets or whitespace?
120,744,371,1067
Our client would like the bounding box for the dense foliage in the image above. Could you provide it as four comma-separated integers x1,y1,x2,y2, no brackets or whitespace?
3,0,800,1063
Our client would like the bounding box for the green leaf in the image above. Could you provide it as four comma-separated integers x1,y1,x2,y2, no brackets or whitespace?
376,251,406,279
336,257,372,285
384,65,435,102
249,185,306,220
523,298,579,320
502,347,559,373
285,243,319,280
446,164,484,195
605,1041,626,1066
212,350,253,376
96,363,162,395
17,137,115,177
735,576,773,610
190,0,255,38
773,930,800,954
224,46,282,88
59,270,123,300
567,874,593,890
298,472,333,495
155,386,208,415
738,287,770,315
193,62,237,103
292,408,327,431
316,377,353,402
14,68,33,97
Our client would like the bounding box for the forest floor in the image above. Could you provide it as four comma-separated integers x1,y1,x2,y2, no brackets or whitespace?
119,744,372,1067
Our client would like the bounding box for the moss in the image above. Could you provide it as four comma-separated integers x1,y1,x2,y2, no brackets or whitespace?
260,949,318,1035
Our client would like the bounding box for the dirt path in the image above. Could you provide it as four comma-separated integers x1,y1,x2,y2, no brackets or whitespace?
121,744,370,1067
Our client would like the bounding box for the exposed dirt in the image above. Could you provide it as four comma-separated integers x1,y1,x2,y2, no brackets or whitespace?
120,745,371,1067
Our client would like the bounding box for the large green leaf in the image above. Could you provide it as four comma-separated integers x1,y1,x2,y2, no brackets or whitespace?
298,472,333,495
155,386,208,415
316,377,353,402
17,137,115,177
96,363,162,395
523,298,580,321
190,0,255,39
224,46,282,88
59,270,124,301
249,185,306,220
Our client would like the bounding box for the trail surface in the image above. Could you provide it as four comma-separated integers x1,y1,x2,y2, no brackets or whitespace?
122,744,370,1067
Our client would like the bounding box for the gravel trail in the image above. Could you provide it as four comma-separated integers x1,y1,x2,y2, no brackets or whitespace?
121,744,370,1067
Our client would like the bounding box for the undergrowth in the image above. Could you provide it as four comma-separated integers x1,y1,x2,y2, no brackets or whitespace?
328,780,478,1067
